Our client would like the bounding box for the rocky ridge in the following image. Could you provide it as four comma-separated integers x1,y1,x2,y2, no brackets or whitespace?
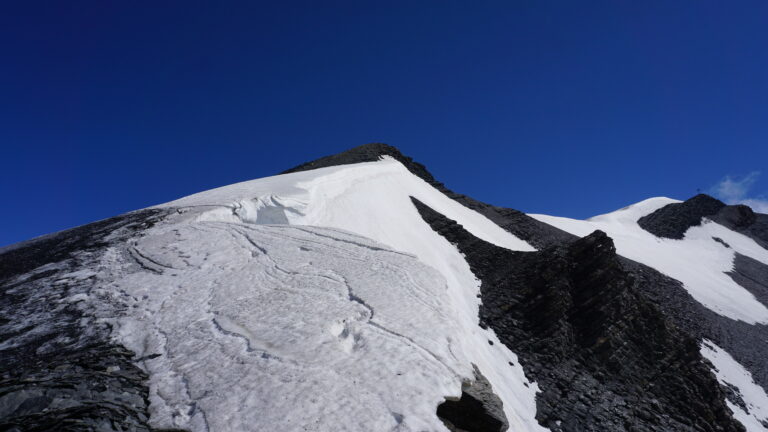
412,197,743,432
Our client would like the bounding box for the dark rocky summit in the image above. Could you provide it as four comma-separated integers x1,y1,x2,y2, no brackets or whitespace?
283,143,574,250
637,194,726,239
412,197,743,432
283,143,443,187
638,193,768,247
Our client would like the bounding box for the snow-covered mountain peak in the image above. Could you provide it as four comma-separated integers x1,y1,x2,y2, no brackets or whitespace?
140,152,541,430
159,156,534,255
586,196,681,224
3,144,768,432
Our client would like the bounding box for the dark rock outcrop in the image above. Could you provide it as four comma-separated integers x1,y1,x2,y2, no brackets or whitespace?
713,209,768,250
619,255,768,411
637,193,768,247
412,197,744,432
438,366,508,432
728,253,768,309
0,210,174,432
714,205,757,230
283,143,443,187
637,194,726,239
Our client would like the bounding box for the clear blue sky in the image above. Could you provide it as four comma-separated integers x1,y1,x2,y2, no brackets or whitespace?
2,1,767,246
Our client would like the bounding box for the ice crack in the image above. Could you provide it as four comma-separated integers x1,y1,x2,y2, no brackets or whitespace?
332,271,375,320
287,226,416,258
127,247,165,274
211,316,280,361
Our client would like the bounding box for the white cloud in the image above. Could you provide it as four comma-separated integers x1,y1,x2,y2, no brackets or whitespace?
710,172,768,214
741,198,768,214
711,172,759,203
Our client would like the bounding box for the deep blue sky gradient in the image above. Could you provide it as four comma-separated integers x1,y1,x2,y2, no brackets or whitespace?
2,1,767,246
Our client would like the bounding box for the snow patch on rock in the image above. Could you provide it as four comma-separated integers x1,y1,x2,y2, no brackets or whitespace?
701,340,768,431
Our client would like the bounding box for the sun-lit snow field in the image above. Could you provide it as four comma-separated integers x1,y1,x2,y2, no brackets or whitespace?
99,223,477,431
87,157,547,431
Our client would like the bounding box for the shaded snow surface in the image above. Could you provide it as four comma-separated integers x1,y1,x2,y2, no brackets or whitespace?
90,157,545,431
531,198,768,324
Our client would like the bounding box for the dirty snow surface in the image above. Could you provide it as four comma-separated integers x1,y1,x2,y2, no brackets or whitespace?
93,157,545,431
531,198,768,324
104,223,466,431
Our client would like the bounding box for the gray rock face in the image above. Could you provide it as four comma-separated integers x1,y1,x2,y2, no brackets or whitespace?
437,366,509,432
715,205,757,230
0,209,173,432
728,253,768,309
713,209,768,250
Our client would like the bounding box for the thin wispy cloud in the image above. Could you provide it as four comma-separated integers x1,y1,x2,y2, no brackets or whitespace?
710,171,768,213
740,198,768,214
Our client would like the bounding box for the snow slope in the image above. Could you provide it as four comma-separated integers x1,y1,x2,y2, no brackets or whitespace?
701,340,768,432
92,157,544,431
160,156,533,255
531,198,768,324
97,223,470,431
